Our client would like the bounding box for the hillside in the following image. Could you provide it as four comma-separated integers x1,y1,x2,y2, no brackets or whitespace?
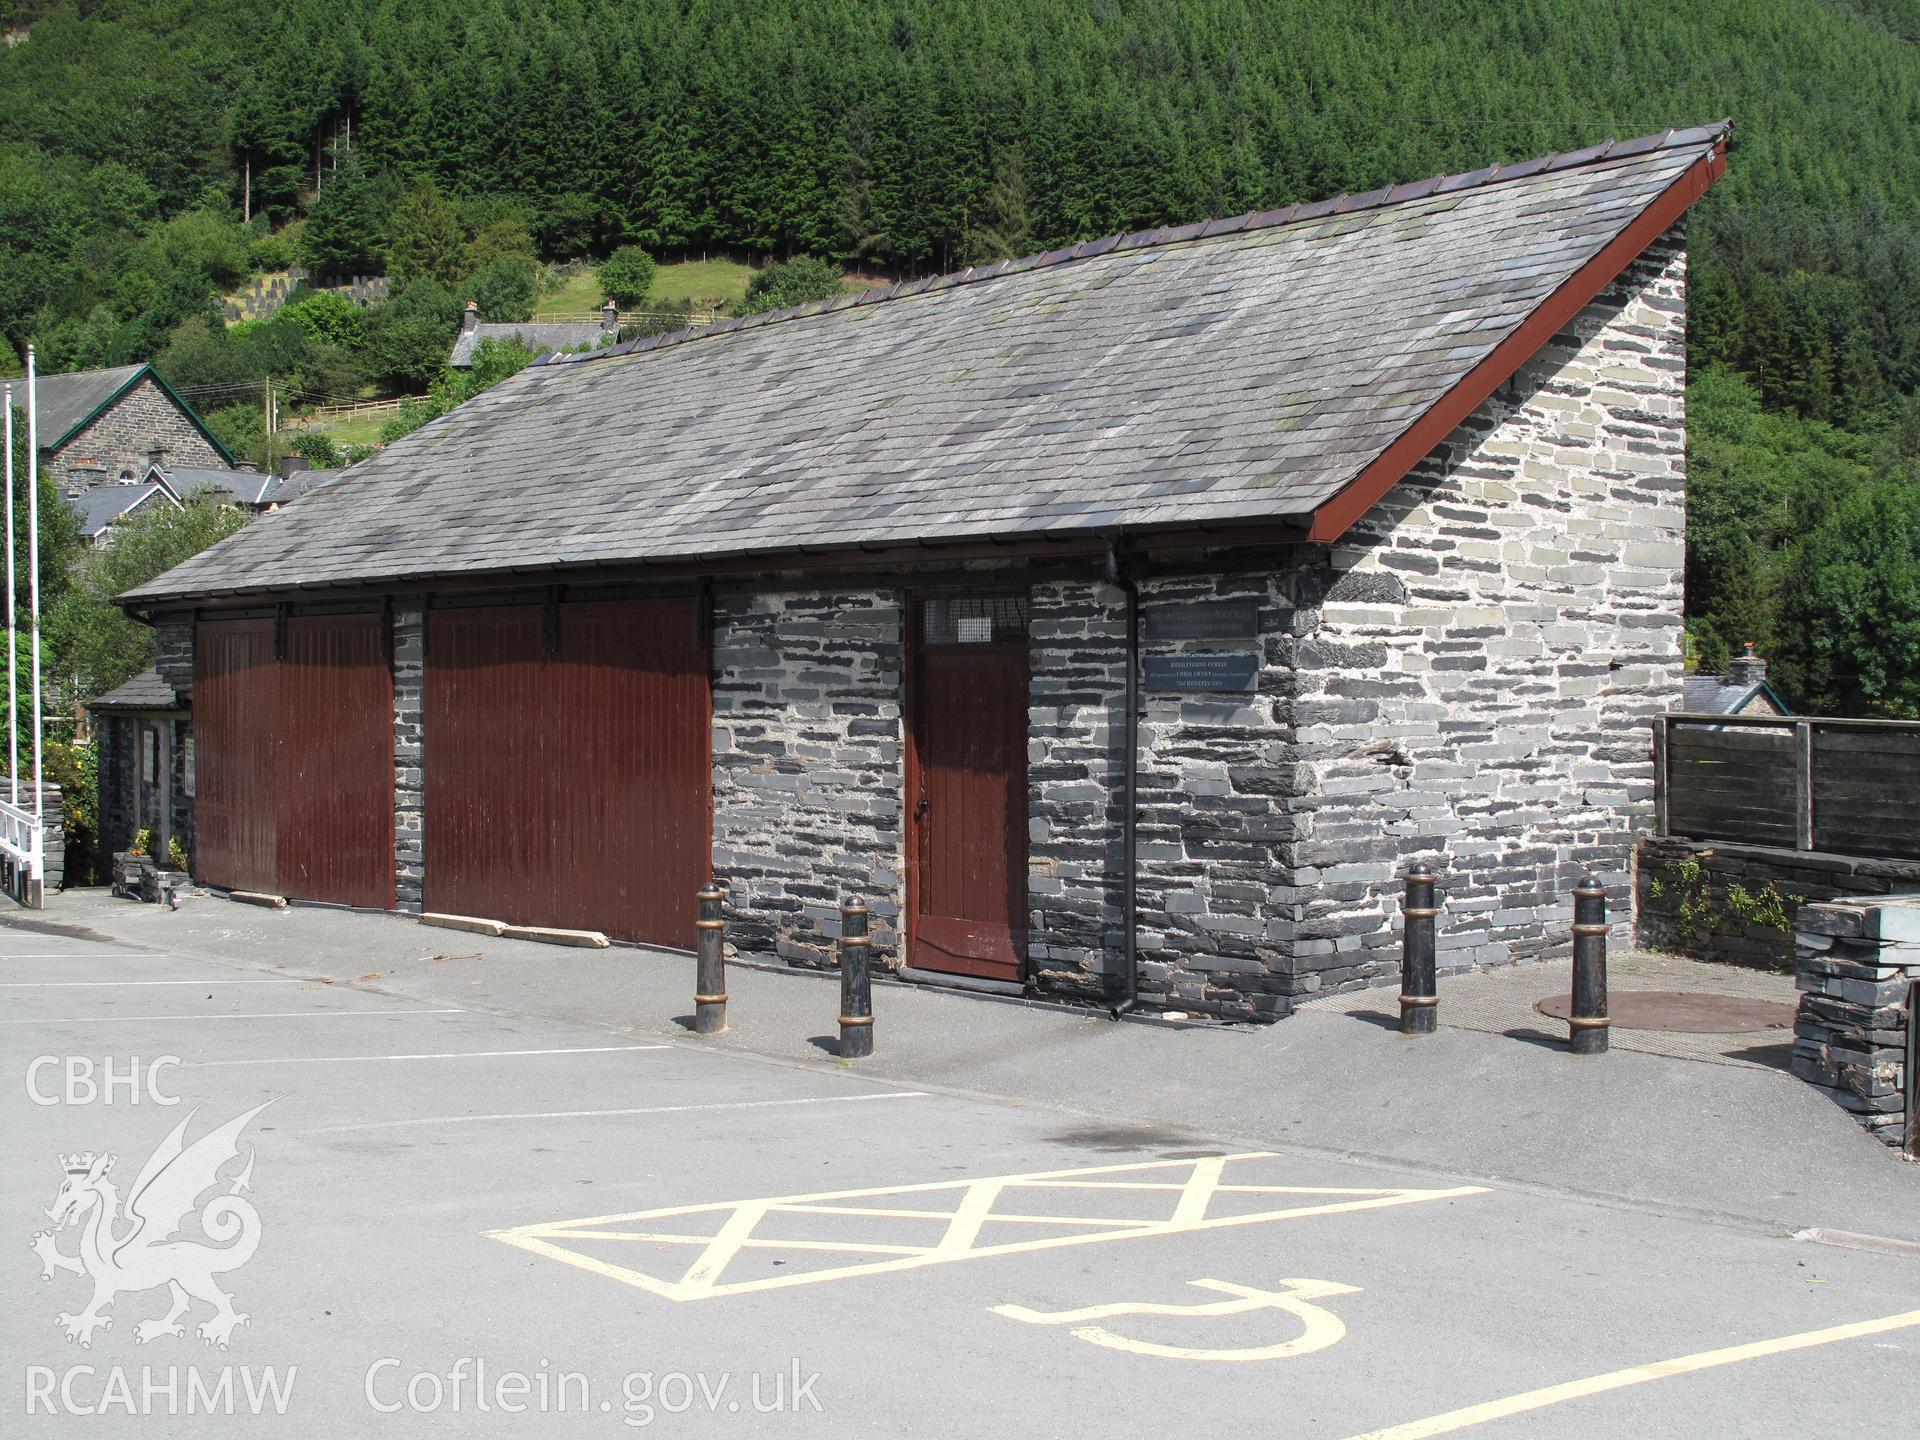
0,0,1916,714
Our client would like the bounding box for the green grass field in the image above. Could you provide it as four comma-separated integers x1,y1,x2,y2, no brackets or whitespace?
291,414,388,452
533,267,609,318
535,258,763,317
647,258,758,306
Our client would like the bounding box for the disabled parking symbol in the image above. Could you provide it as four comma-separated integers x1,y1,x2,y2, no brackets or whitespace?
992,1277,1361,1361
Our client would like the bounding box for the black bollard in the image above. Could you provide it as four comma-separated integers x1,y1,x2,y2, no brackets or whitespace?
1400,863,1439,1035
693,882,727,1035
838,896,874,1059
1569,875,1610,1055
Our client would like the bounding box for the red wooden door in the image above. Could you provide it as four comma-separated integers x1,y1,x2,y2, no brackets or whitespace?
908,596,1029,982
424,598,710,949
193,614,393,906
276,615,395,909
193,619,278,894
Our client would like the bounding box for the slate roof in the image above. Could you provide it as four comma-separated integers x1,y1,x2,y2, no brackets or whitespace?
258,469,333,507
126,123,1729,607
87,668,184,714
449,321,611,367
23,362,238,464
1681,676,1788,716
29,364,147,450
155,466,264,504
72,483,173,539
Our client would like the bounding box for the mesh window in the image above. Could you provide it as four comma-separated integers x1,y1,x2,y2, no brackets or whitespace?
921,594,1030,645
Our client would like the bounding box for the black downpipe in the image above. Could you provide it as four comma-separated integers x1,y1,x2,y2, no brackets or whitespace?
1106,538,1140,1019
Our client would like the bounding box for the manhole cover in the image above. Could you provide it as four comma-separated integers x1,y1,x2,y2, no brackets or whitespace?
1533,990,1796,1034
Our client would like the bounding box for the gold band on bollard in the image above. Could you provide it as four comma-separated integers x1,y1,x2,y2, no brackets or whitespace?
837,1014,874,1027
1568,1014,1611,1029
1399,993,1439,1008
694,993,728,1005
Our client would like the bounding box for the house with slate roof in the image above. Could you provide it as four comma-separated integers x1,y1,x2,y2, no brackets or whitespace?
29,362,236,497
121,123,1728,1019
72,481,177,547
1681,644,1789,717
448,301,620,368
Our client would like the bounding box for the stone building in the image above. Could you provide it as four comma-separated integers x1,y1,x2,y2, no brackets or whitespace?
87,667,192,866
32,362,235,497
121,124,1728,1019
448,301,620,368
1680,644,1789,716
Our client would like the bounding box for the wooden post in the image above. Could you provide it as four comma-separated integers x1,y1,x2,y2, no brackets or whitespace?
1795,719,1814,852
1652,716,1669,838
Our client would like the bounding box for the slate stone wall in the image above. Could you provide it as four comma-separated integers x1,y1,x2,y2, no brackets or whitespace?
96,716,138,861
392,607,426,912
1024,228,1689,1017
1274,228,1689,1004
1794,895,1920,1150
710,588,905,967
1026,580,1130,999
46,377,227,496
154,620,194,701
1635,835,1920,970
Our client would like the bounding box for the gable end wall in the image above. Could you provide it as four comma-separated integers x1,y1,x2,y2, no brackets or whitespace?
46,376,227,496
1280,224,1688,997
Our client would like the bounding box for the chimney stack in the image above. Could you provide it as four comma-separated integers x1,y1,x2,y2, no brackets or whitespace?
601,301,619,334
462,301,479,334
280,453,310,480
1727,641,1767,689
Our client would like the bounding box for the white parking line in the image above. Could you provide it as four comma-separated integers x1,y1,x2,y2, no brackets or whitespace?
308,1090,929,1135
0,1008,467,1024
187,1044,671,1067
0,953,174,960
0,978,291,988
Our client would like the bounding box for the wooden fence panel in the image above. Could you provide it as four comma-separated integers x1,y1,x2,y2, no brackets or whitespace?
1659,714,1920,861
1812,727,1920,861
1663,722,1797,847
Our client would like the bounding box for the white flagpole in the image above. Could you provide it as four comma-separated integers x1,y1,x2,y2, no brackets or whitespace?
26,346,41,834
4,380,15,808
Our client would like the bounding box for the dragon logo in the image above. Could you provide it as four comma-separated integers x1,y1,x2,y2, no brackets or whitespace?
30,1099,274,1350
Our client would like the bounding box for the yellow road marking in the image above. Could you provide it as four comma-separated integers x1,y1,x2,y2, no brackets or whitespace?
995,1276,1362,1361
489,1152,1489,1302
936,1180,1009,1255
1345,1307,1920,1439
1171,1155,1228,1226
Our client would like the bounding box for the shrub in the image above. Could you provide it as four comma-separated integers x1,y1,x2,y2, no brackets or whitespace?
292,432,342,467
249,231,298,273
738,256,843,315
597,245,658,309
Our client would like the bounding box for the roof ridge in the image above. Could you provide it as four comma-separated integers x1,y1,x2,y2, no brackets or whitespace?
538,120,1731,373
